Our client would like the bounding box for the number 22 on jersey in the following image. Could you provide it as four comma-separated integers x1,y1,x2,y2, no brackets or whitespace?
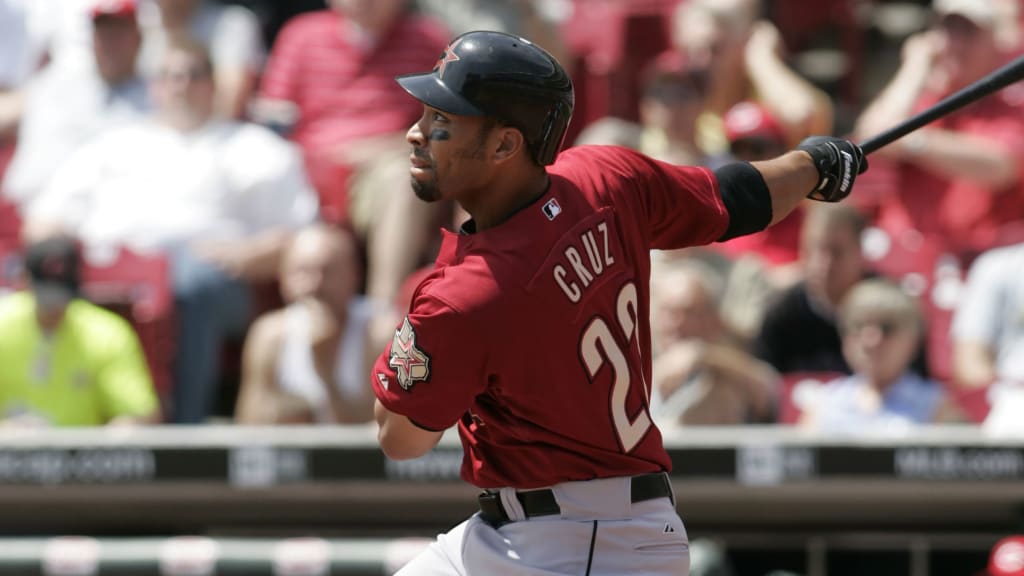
579,281,652,453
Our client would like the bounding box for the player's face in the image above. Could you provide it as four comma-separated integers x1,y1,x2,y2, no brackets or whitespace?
405,105,497,204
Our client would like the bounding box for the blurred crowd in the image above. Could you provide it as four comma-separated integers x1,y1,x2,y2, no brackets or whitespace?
0,0,1023,437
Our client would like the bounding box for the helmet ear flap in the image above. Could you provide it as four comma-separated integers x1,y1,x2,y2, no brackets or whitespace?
533,100,572,166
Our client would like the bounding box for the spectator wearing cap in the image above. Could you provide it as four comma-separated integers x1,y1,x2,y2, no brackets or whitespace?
670,0,833,155
854,0,1024,264
575,50,709,167
25,39,318,423
798,278,958,435
0,237,159,426
710,101,803,278
135,0,265,119
718,100,788,165
2,0,150,209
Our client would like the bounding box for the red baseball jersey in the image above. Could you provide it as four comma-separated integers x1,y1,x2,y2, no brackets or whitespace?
372,145,729,489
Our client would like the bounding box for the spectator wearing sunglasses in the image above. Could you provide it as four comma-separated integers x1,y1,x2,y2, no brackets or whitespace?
799,278,959,435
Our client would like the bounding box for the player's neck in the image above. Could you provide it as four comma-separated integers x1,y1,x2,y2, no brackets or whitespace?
465,168,549,232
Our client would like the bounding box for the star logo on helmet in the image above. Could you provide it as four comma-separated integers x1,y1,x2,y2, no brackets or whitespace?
388,317,431,391
435,38,463,80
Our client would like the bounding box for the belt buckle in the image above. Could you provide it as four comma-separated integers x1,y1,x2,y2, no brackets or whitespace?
477,491,509,527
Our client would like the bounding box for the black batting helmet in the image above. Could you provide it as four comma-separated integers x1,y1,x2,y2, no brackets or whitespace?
396,30,574,166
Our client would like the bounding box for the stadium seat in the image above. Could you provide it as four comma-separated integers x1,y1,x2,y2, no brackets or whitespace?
82,247,176,408
0,195,20,244
777,371,846,425
948,385,992,424
303,153,353,226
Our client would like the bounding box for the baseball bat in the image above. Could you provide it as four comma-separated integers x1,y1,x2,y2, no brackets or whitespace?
859,53,1024,155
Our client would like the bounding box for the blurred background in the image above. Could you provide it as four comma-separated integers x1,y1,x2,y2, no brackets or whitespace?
1,0,1024,574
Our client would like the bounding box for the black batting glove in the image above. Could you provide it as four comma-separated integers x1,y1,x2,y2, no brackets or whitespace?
797,136,868,202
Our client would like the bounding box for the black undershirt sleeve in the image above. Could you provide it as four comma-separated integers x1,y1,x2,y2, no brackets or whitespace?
713,161,774,241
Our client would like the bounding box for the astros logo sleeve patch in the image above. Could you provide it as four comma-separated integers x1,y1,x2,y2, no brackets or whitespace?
388,317,432,391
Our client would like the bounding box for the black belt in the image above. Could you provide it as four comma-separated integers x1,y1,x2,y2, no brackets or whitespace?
477,472,672,526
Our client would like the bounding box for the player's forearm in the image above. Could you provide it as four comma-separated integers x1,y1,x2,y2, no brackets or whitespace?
374,400,444,460
752,151,819,226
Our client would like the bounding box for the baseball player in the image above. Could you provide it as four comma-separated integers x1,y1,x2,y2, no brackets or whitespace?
370,31,865,575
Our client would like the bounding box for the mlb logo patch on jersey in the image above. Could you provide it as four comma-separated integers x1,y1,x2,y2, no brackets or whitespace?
542,198,562,221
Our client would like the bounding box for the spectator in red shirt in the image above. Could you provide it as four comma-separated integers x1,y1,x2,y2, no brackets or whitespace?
257,0,448,161
253,0,450,338
854,0,1024,265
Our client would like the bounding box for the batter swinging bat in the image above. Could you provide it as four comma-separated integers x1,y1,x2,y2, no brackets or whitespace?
859,53,1024,155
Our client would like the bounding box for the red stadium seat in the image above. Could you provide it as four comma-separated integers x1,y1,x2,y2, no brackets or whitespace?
81,248,176,408
303,153,353,226
948,385,992,424
0,196,20,244
778,371,846,425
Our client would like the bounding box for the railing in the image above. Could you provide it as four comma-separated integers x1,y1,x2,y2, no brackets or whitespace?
0,425,1019,574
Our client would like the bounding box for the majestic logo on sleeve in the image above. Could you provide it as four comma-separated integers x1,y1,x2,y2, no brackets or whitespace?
388,317,431,391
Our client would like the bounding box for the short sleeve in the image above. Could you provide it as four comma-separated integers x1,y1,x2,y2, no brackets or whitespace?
562,146,729,251
371,292,488,431
96,318,159,420
951,251,1005,345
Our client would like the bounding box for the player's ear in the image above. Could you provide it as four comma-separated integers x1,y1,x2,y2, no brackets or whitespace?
493,126,525,164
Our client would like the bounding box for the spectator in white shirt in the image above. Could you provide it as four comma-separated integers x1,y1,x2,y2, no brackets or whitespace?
26,38,318,423
952,242,1024,389
3,0,151,207
0,0,44,176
